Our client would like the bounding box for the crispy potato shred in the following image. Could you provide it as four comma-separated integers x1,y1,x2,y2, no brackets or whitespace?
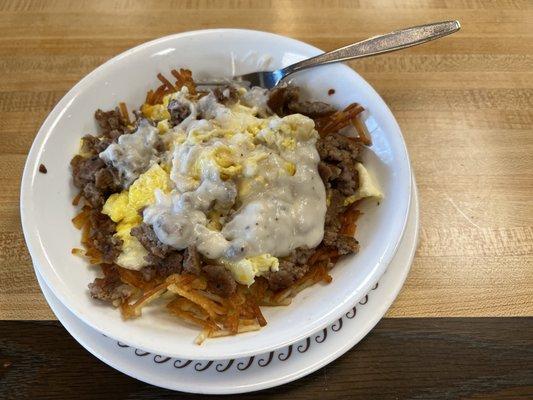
117,273,268,345
145,69,197,105
118,102,131,125
316,102,370,144
71,70,366,344
103,254,336,345
71,206,104,265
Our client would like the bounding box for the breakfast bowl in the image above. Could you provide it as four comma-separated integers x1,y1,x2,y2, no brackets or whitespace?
21,29,411,360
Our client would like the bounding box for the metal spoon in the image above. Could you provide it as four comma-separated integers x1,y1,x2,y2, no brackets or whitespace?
202,20,460,89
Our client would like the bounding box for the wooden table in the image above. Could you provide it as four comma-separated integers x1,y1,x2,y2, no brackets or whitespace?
1,1,531,398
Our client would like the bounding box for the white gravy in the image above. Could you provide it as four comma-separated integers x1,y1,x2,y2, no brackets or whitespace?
142,88,326,261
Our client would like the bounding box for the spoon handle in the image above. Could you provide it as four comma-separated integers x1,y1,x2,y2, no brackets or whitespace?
281,20,460,76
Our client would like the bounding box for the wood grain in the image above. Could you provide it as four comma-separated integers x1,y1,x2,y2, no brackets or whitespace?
1,319,532,399
0,0,532,319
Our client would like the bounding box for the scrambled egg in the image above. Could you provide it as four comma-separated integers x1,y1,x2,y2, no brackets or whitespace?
344,163,383,205
172,109,311,197
102,163,171,270
157,119,170,134
221,254,279,286
141,103,170,123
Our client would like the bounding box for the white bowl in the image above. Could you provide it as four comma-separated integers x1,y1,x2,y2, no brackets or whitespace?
21,29,411,360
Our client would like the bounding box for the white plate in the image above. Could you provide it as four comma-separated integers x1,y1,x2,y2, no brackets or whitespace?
35,180,418,394
22,29,412,360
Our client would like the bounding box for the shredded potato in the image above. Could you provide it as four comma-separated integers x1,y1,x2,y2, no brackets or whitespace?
316,103,364,136
157,72,175,92
118,102,131,125
72,192,82,206
340,203,361,236
120,282,168,319
351,116,372,145
146,69,197,105
208,322,261,337
118,268,158,291
167,284,225,318
171,68,196,95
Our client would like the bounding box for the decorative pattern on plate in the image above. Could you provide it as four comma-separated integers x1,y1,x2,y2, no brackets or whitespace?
114,282,379,372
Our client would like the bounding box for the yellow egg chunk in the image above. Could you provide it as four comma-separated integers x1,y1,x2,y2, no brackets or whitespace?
221,254,279,286
157,119,170,134
194,145,243,182
128,163,171,210
284,162,296,176
281,137,296,150
281,114,317,140
102,192,130,223
141,103,170,122
212,146,242,179
115,222,149,270
101,164,171,270
206,210,222,231
344,163,383,206
173,132,186,145
162,93,172,107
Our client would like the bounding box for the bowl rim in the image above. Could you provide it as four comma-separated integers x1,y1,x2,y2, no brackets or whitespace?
21,28,412,360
